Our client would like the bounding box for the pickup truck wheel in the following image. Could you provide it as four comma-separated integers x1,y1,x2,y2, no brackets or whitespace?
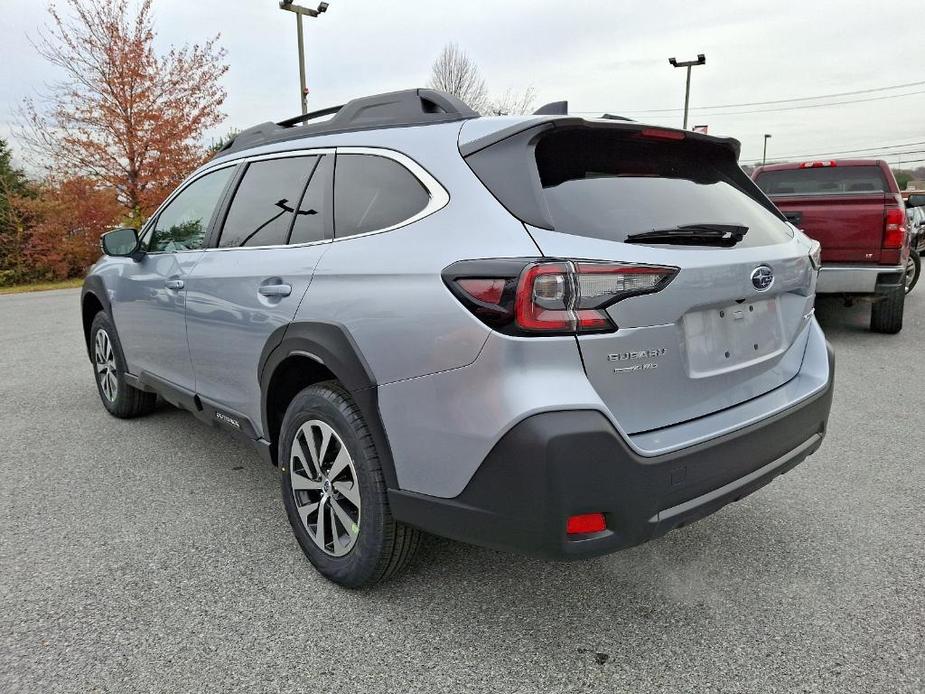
279,382,420,588
870,285,905,334
904,250,920,294
89,312,157,418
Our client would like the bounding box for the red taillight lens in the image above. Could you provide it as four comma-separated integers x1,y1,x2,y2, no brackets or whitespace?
446,258,677,335
567,513,607,535
883,208,906,249
515,261,676,334
456,278,506,305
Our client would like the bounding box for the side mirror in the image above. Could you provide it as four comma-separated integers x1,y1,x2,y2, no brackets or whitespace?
100,227,141,258
906,194,925,209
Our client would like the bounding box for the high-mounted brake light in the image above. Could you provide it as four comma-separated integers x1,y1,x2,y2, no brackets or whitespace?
639,128,686,141
799,161,837,168
883,208,906,249
444,259,677,336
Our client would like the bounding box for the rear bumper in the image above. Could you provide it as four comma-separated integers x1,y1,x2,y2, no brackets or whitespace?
816,264,904,294
389,343,835,560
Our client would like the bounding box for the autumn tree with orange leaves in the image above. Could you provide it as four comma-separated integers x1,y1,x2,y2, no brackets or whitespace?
19,0,228,221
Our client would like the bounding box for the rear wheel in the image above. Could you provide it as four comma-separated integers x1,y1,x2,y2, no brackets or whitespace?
89,312,157,417
279,382,420,588
870,285,905,334
904,250,920,294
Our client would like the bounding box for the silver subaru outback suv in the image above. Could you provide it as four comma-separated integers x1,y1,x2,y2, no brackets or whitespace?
82,89,834,587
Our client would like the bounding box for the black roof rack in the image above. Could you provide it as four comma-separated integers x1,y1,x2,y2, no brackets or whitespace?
214,88,479,157
600,113,635,122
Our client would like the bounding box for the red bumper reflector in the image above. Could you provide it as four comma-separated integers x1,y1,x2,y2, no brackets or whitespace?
567,513,607,535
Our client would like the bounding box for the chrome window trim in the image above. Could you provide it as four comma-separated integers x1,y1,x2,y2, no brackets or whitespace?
142,146,448,255
330,146,450,243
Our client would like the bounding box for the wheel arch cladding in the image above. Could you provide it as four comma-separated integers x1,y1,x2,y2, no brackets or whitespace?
259,321,400,489
81,277,112,359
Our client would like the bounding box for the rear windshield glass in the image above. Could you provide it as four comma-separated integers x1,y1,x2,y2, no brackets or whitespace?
755,166,888,195
535,130,793,248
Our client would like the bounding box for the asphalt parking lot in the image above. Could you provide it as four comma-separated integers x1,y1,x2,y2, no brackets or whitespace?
1,288,923,693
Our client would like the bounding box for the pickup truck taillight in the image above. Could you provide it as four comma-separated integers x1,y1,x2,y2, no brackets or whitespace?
883,208,906,249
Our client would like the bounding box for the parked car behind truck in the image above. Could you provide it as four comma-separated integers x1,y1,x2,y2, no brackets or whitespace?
752,160,912,333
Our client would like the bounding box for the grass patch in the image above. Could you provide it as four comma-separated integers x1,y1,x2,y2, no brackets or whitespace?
0,278,84,295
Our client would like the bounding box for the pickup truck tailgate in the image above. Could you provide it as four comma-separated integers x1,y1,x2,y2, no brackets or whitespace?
769,193,886,263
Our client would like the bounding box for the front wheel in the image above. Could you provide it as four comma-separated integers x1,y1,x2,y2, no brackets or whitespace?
89,312,157,418
279,382,420,588
904,250,920,294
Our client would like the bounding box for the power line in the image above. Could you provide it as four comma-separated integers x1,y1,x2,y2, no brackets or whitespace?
741,141,925,163
574,79,925,114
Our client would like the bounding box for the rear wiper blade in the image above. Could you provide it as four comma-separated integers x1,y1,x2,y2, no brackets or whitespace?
625,224,749,247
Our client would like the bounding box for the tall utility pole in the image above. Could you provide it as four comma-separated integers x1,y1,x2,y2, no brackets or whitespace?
762,134,772,165
668,54,706,130
279,1,330,115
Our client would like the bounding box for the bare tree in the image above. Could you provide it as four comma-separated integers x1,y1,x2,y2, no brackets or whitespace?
487,87,537,116
427,43,489,113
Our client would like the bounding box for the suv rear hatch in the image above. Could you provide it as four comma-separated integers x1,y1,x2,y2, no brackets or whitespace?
753,164,891,263
462,120,816,434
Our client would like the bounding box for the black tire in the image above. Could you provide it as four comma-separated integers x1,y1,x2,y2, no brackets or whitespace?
89,312,157,418
279,381,420,588
870,285,905,334
904,250,920,294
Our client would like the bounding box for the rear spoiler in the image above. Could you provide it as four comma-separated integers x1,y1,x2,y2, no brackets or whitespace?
459,116,742,159
459,118,779,231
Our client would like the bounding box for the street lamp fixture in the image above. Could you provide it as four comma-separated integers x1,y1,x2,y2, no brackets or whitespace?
762,133,772,165
279,1,330,115
668,53,706,130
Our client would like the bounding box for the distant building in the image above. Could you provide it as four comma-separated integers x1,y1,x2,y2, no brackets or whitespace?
905,180,925,191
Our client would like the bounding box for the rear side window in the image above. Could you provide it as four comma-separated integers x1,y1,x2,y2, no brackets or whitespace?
289,155,333,245
755,166,888,195
334,154,429,238
535,129,792,248
219,157,316,248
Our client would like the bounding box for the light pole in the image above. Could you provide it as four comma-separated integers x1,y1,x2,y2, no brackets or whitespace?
279,1,330,115
762,133,772,165
668,53,705,130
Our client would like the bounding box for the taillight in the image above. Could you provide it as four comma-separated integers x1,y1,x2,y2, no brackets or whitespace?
883,208,906,249
444,258,677,335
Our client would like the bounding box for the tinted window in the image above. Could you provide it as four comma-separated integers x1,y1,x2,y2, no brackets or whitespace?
219,157,316,248
149,168,234,252
534,129,793,248
755,166,888,195
334,154,429,238
290,155,333,245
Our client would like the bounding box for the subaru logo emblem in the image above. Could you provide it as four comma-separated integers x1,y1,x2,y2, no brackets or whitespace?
751,265,774,292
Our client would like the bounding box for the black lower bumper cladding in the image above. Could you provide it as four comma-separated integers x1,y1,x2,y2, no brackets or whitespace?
390,345,835,560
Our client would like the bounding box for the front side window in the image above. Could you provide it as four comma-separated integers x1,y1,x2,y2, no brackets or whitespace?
219,157,317,248
334,154,429,238
148,167,234,252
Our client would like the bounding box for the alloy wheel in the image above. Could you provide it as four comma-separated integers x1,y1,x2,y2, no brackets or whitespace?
289,420,361,557
904,255,917,293
94,329,118,402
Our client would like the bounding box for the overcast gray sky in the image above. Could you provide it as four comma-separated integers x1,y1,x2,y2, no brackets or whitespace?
2,0,924,168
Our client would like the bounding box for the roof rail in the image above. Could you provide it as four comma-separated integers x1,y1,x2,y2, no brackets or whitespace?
214,88,479,158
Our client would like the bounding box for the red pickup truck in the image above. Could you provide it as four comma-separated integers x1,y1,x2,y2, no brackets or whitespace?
752,160,914,333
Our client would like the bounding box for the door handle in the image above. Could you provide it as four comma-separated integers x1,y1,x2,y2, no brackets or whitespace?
165,279,184,290
258,283,292,297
